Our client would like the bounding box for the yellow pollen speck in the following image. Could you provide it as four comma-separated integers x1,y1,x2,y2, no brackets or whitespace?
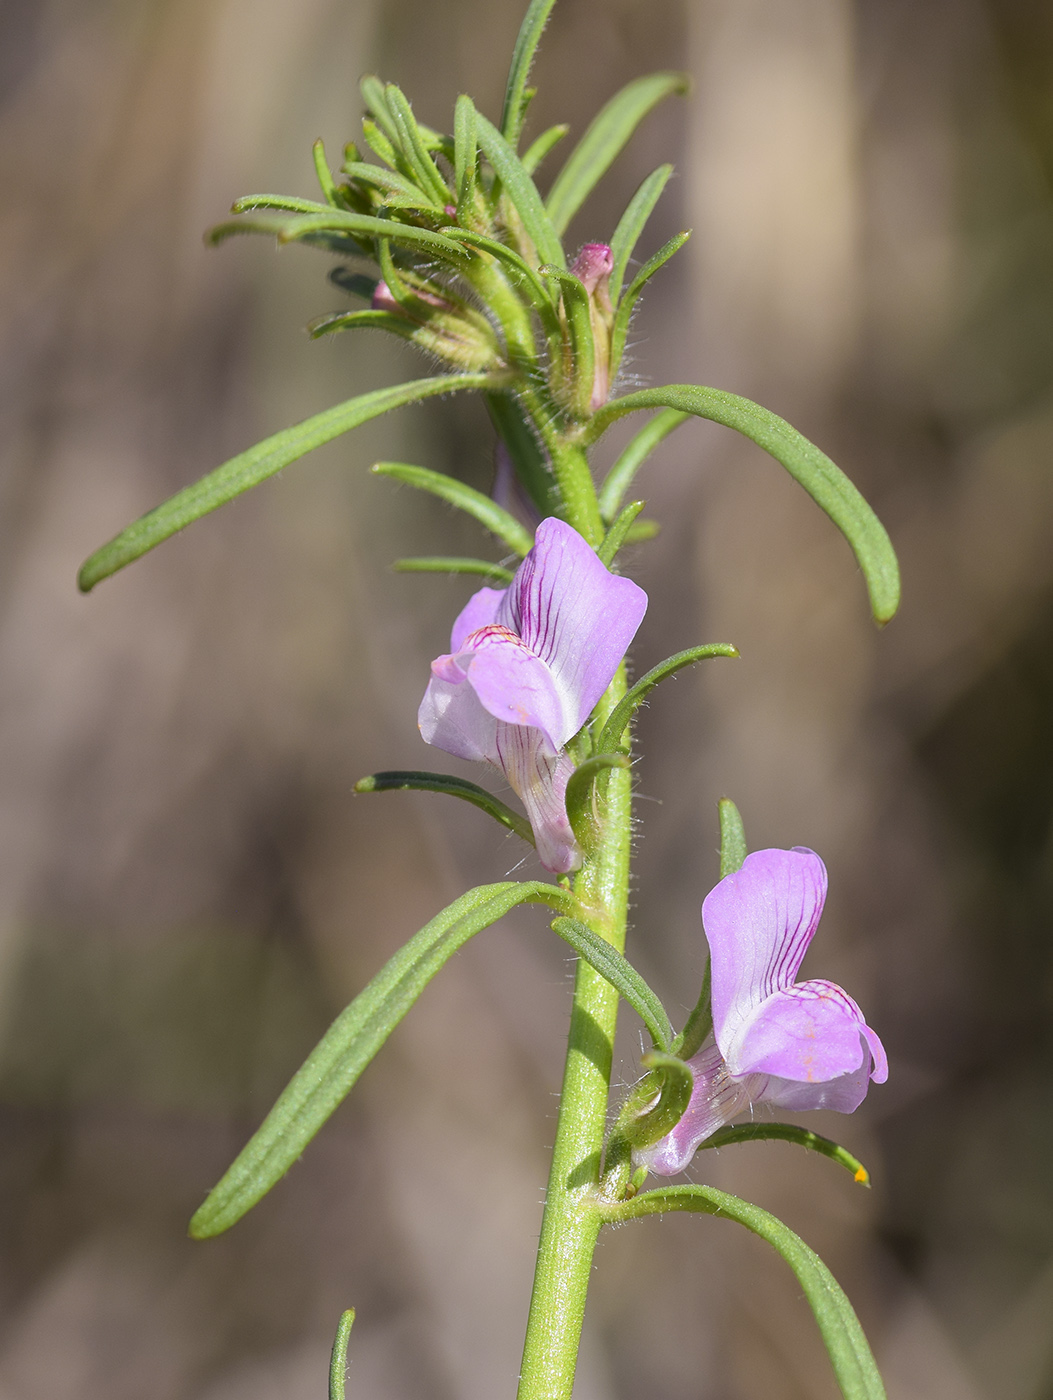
854,1167,869,1185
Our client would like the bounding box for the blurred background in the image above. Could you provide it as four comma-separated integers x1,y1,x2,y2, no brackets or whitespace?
1,0,1052,1395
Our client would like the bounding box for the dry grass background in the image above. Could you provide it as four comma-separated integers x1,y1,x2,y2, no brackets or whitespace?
1,0,1053,1396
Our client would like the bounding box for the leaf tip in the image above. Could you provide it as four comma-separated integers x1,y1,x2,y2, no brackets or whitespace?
352,776,377,793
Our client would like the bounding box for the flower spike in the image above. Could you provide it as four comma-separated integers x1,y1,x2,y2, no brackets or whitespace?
419,518,647,872
638,847,887,1175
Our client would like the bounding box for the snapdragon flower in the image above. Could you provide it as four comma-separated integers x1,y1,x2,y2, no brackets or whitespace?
418,518,647,873
638,847,887,1175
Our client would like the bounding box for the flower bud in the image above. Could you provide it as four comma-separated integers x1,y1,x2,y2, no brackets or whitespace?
570,243,614,410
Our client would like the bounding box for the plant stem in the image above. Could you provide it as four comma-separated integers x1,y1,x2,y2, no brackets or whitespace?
516,669,631,1400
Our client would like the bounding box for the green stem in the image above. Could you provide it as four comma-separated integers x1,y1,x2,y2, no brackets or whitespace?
516,669,630,1400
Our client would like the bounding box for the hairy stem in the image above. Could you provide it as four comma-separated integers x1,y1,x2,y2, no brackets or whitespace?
516,665,630,1400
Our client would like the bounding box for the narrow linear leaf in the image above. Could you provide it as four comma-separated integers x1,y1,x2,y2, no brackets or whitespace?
551,917,673,1050
329,268,379,300
312,140,340,207
308,310,418,340
501,0,559,147
444,228,558,321
588,384,901,625
540,265,595,419
565,752,631,850
454,94,477,220
209,210,464,261
672,960,711,1060
371,461,534,556
601,1186,887,1400
609,231,691,374
597,643,739,752
341,160,429,202
354,770,533,845
392,556,515,583
700,1123,871,1185
632,1052,695,1143
189,880,572,1238
609,164,674,304
624,518,659,543
329,1310,355,1400
475,111,565,269
485,391,562,519
521,123,570,175
78,374,495,590
719,797,747,877
597,500,645,566
231,193,335,215
599,407,688,521
384,83,450,206
361,118,400,170
545,74,688,236
359,75,400,146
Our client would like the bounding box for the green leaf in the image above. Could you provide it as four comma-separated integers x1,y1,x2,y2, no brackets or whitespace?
609,230,691,375
601,1185,887,1400
312,140,342,208
672,959,711,1060
700,1123,871,1185
329,1310,355,1400
597,643,739,752
328,268,379,301
609,164,674,304
624,517,659,543
360,75,399,137
475,110,565,269
501,0,559,148
598,407,688,521
521,123,569,175
565,752,631,851
670,799,746,1060
370,461,534,556
444,228,558,321
189,880,571,1238
628,1052,695,1143
540,265,595,419
360,118,400,170
545,74,689,236
597,500,645,565
454,93,478,222
719,797,747,877
341,160,431,203
230,193,336,216
308,309,417,340
78,374,495,591
392,556,515,583
209,209,465,261
354,770,533,846
588,385,902,625
485,391,562,519
384,83,450,206
550,917,672,1050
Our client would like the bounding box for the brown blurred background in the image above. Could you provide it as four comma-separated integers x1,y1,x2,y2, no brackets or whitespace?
1,0,1052,1395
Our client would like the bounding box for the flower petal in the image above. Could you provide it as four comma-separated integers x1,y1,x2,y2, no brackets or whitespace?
450,585,506,650
704,847,828,1063
495,727,579,872
418,672,498,764
498,519,647,738
730,978,879,1085
634,1043,762,1176
454,625,568,751
759,1058,873,1115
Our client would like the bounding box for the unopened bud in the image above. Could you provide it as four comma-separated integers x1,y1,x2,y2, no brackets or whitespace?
570,243,614,409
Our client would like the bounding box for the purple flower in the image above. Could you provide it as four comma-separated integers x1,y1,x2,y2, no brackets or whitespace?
638,848,887,1175
418,518,647,873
